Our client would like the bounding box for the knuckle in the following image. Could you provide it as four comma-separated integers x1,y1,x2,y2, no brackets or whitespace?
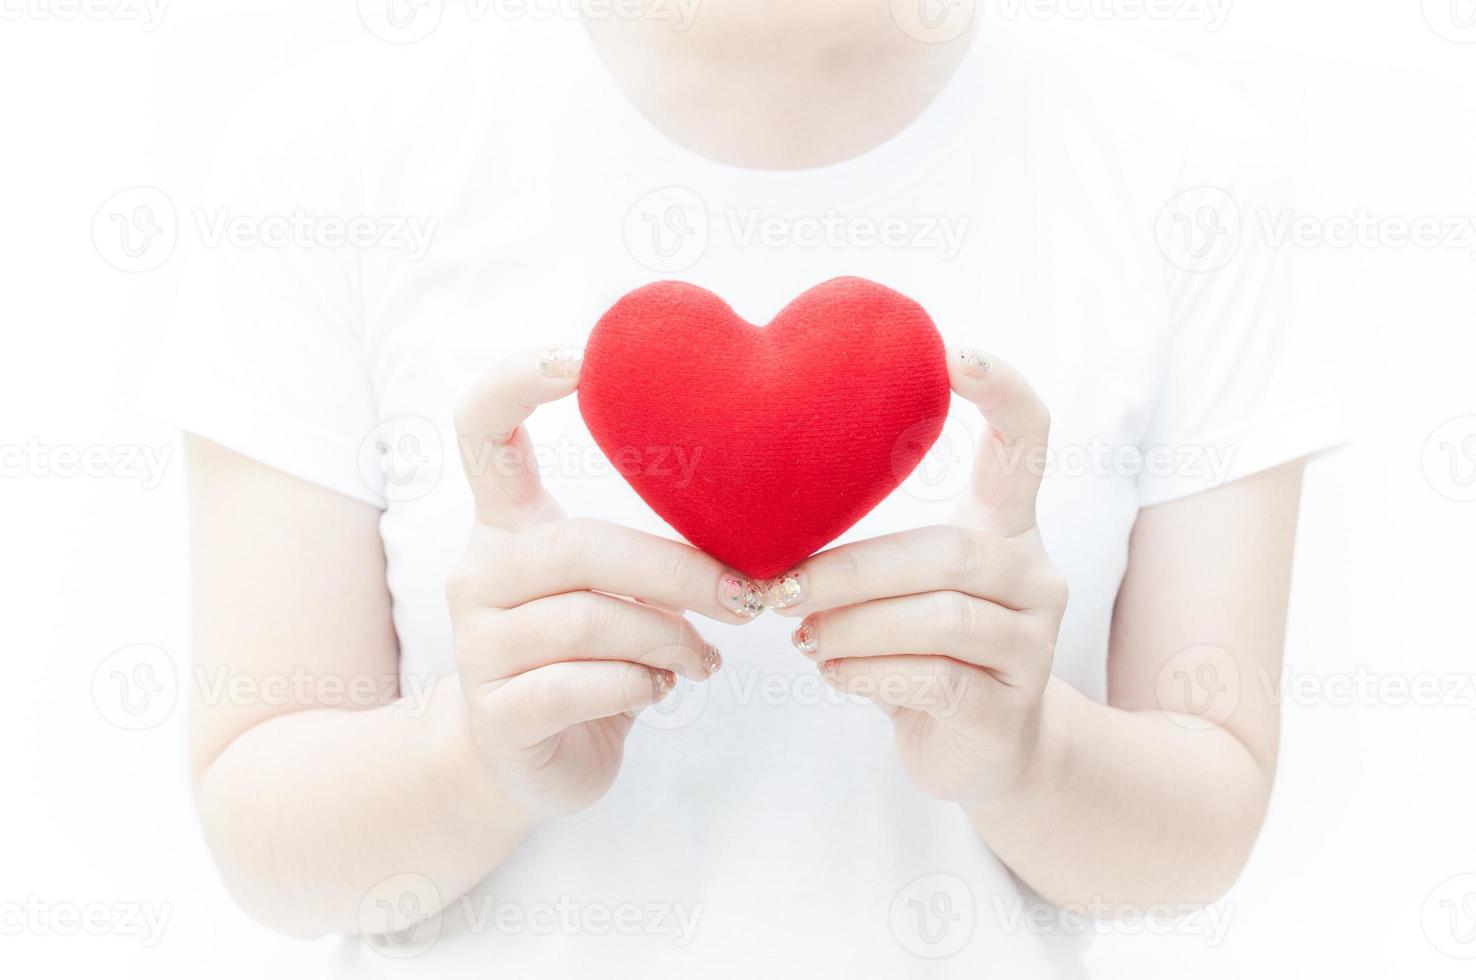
444,560,479,606
652,545,700,599
931,590,980,640
1016,615,1055,662
1034,400,1052,436
934,526,988,582
1039,569,1070,611
540,517,600,569
452,610,505,674
446,530,515,608
562,594,612,652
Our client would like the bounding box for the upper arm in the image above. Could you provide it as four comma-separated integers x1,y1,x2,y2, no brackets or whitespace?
185,434,400,781
1106,461,1306,775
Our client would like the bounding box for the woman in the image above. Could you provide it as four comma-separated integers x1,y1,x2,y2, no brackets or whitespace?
162,3,1340,975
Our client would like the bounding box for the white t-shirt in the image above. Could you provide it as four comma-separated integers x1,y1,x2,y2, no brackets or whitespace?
154,18,1341,979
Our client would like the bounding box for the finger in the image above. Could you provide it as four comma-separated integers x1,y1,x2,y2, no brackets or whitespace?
479,660,675,744
763,524,1060,617
790,592,1049,687
461,518,766,624
453,344,583,530
457,591,723,683
947,349,1051,537
819,655,995,730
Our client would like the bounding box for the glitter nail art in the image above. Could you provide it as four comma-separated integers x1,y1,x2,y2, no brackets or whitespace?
792,619,819,656
719,573,765,619
702,643,723,675
957,348,992,377
536,344,584,379
765,572,806,610
654,669,676,700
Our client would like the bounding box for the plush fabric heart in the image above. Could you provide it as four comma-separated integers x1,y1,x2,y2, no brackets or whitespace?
578,277,951,581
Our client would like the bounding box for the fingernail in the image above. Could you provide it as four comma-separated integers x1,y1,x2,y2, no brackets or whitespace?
819,660,839,680
718,573,765,619
957,348,992,378
764,571,806,610
792,618,819,657
536,344,584,379
653,669,676,700
702,643,723,675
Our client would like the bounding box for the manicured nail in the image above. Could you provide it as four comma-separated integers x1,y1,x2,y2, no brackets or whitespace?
536,344,584,379
957,348,992,378
718,573,765,619
764,571,806,610
792,618,819,657
653,669,676,700
819,660,839,680
702,643,723,675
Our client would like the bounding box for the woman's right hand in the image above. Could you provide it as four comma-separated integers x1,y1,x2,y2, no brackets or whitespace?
446,346,766,821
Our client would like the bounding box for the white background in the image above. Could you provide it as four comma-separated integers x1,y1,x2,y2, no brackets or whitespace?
1,1,1474,976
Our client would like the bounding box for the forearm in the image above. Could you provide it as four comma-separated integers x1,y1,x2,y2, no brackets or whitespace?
195,674,534,939
967,677,1272,909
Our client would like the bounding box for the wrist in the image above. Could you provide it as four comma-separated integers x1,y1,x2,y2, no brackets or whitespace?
424,675,541,837
967,676,1073,825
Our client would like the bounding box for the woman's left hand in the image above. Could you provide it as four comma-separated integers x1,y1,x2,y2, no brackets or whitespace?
767,350,1068,807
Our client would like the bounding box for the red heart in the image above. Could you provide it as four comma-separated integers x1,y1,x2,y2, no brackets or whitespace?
578,277,951,581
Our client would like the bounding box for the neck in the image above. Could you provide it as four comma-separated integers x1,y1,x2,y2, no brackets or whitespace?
584,2,978,170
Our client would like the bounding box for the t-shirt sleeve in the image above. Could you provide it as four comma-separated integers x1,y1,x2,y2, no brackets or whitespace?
141,60,386,508
1135,102,1346,508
